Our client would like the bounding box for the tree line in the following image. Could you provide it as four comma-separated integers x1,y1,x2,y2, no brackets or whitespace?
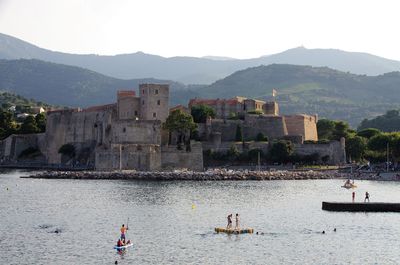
318,118,400,163
0,110,46,139
358,109,400,132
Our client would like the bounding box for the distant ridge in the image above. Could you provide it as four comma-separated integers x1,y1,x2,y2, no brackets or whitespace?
2,33,400,84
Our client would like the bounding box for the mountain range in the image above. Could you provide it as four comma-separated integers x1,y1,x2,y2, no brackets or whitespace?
2,33,400,84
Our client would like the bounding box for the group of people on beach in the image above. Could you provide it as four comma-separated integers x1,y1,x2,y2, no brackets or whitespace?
116,224,131,247
227,213,240,230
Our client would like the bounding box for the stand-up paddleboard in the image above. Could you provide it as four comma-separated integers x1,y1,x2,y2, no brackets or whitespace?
114,243,133,250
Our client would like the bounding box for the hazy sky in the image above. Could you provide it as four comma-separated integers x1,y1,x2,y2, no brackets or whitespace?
0,0,399,59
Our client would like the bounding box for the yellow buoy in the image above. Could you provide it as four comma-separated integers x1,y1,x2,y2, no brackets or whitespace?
191,204,196,209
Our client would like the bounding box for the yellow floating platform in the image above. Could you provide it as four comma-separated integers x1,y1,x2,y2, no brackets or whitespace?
215,227,254,234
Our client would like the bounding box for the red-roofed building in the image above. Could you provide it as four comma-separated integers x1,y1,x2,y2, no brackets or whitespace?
170,104,189,114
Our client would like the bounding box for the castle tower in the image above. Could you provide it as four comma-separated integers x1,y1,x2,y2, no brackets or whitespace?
263,101,279,116
117,90,140,120
139,84,169,122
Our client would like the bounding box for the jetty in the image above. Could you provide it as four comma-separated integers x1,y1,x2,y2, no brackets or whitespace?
215,227,254,234
322,202,400,212
24,169,348,181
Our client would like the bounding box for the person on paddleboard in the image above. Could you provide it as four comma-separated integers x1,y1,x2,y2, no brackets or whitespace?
120,224,128,240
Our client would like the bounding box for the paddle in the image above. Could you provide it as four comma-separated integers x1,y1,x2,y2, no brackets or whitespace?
126,217,129,237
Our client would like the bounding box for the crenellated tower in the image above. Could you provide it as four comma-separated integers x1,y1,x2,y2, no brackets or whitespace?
139,84,169,122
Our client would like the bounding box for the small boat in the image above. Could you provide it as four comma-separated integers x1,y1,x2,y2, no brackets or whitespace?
114,243,133,250
341,183,357,189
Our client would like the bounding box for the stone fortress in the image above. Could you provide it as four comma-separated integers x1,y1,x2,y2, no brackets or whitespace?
0,84,203,171
189,97,318,142
0,85,346,170
189,96,345,164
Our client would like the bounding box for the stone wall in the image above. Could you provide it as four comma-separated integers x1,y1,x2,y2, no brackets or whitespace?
161,141,204,171
294,140,345,164
209,119,241,141
111,120,161,145
202,138,345,165
197,114,288,142
45,108,115,164
284,114,318,141
0,133,46,162
95,144,161,171
243,114,287,140
303,115,318,141
202,141,269,154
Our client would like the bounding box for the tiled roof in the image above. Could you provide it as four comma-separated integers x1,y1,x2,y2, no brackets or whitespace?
117,90,136,97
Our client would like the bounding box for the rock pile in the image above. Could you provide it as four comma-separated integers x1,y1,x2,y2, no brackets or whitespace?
26,169,348,181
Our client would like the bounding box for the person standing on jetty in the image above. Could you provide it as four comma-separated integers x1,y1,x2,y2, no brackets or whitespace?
352,191,355,202
364,192,370,202
235,213,240,230
227,214,232,229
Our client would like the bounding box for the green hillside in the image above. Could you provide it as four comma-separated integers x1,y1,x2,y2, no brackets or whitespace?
2,59,400,127
191,64,400,126
0,91,52,110
358,110,400,132
0,59,188,107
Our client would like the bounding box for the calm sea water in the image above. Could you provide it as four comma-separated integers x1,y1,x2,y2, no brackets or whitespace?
1,170,400,265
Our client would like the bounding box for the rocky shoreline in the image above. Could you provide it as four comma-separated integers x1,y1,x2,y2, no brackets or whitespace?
24,169,350,181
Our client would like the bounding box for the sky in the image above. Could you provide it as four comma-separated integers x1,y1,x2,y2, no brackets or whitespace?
0,0,400,60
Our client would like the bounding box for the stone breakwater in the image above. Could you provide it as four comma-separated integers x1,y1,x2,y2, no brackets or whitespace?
25,169,349,181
